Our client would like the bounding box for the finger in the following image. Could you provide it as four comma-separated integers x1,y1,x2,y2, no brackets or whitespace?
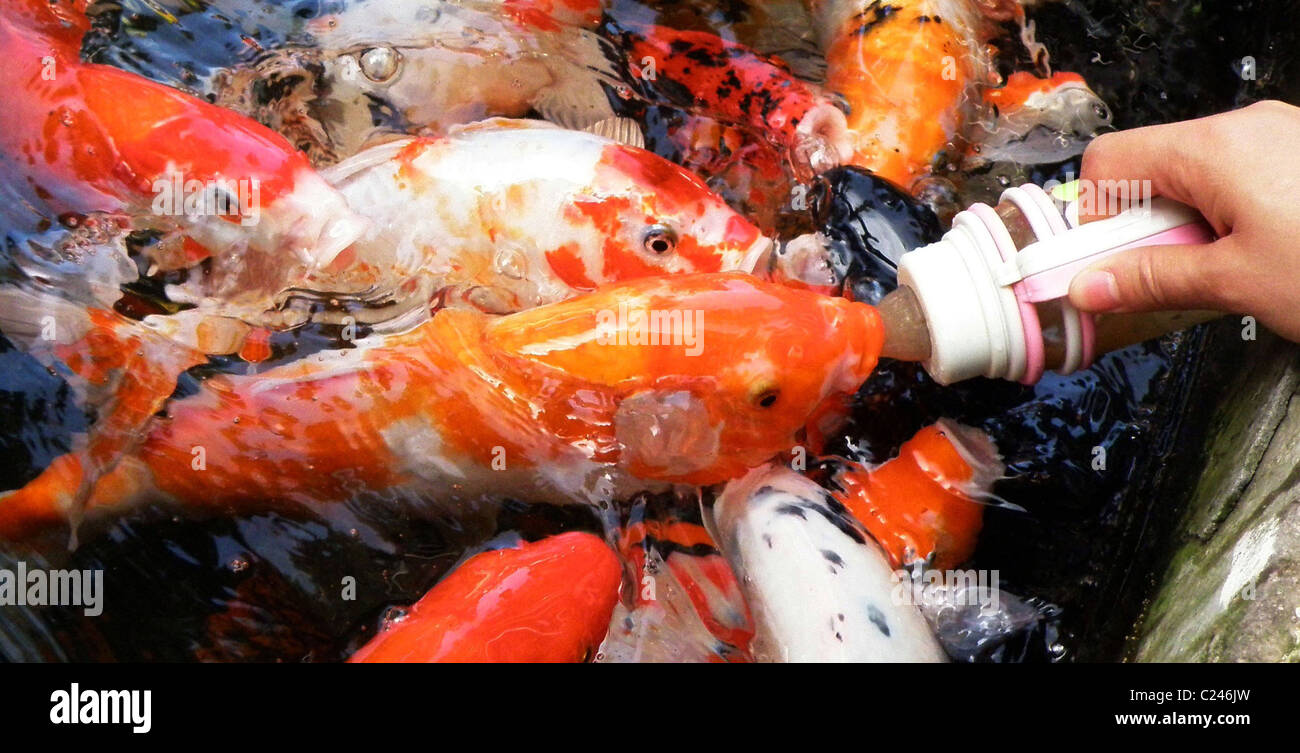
1067,237,1237,313
1076,124,1203,223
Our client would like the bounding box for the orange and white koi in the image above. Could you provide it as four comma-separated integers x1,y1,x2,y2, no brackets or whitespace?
0,273,884,540
350,532,621,662
802,0,1009,189
599,509,754,662
831,419,1004,570
0,0,365,276
232,120,772,325
709,461,946,661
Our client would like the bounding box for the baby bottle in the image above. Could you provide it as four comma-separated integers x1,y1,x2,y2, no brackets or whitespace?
877,181,1220,385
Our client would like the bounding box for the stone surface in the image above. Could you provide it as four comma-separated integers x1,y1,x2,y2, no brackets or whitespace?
1133,331,1300,662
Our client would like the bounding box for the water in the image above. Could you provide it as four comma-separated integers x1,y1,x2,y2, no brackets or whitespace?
2,0,1297,662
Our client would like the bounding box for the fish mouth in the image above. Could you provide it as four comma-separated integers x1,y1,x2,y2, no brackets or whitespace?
769,232,838,292
792,102,853,178
274,168,371,270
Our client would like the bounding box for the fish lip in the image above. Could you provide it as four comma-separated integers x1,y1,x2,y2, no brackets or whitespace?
313,213,370,269
933,418,1005,491
740,235,777,278
278,168,371,270
794,102,853,173
770,232,839,291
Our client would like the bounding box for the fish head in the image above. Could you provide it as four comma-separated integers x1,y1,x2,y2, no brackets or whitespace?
988,72,1113,139
485,273,883,484
299,2,557,158
1046,80,1114,139
551,142,775,289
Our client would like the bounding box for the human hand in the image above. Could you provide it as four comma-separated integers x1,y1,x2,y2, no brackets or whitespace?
1067,100,1300,342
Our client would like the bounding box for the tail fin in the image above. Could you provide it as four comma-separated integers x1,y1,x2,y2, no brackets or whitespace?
0,287,206,539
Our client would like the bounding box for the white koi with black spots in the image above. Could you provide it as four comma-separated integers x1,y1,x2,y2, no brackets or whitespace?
710,463,947,662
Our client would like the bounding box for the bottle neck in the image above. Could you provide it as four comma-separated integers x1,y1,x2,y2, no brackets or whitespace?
878,285,931,362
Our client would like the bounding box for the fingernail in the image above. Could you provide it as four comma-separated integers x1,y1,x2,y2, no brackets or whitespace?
1072,270,1121,310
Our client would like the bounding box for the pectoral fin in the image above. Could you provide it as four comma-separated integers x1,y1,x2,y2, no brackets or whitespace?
614,390,720,480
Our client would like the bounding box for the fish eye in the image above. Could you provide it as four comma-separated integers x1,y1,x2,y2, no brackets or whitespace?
358,47,402,83
1093,103,1111,121
642,226,677,255
751,385,781,409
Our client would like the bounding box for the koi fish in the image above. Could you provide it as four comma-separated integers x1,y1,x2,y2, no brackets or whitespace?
0,273,884,540
709,462,946,662
598,505,754,662
0,0,365,284
967,71,1113,165
802,0,1009,189
350,532,621,662
916,576,1050,662
213,119,772,325
209,0,621,166
607,21,852,179
831,419,1004,570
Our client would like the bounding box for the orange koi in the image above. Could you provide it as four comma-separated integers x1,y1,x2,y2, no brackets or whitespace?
350,532,621,662
831,419,1004,570
984,71,1091,114
0,273,884,540
969,70,1112,164
803,0,1008,189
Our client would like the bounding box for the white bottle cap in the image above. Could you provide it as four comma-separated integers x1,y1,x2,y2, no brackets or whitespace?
897,213,1023,385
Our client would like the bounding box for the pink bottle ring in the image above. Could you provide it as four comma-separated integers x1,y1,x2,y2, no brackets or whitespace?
1019,184,1096,373
968,203,1045,385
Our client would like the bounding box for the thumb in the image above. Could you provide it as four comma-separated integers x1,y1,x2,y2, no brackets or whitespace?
1067,238,1235,313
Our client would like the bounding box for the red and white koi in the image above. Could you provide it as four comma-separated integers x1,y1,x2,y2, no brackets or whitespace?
0,0,366,281
238,119,772,324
